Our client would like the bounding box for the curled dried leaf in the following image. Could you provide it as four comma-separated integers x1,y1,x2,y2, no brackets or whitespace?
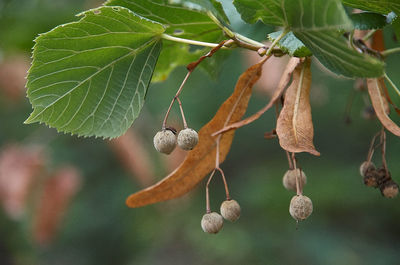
276,58,320,156
367,78,400,137
213,57,302,136
126,59,267,208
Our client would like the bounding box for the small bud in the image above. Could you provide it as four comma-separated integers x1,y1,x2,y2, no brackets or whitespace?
177,128,199,150
201,212,223,234
282,169,307,192
359,161,375,177
379,180,399,198
289,195,313,221
153,129,176,154
220,199,241,222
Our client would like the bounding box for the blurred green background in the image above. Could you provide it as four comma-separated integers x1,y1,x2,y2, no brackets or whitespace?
1,1,400,265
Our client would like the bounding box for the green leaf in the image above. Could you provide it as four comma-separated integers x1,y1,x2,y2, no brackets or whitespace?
233,0,353,31
294,30,384,78
105,0,229,82
26,6,164,138
349,12,388,30
342,0,400,15
268,31,312,57
392,16,400,40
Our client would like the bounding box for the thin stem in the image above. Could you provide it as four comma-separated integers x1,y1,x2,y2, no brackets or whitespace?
349,30,357,51
234,33,265,48
264,28,289,56
291,152,302,196
214,136,231,200
176,97,188,129
162,71,191,129
161,33,229,49
206,11,235,38
380,128,388,176
205,170,216,213
286,151,294,170
367,131,381,163
384,73,400,97
362,29,377,42
381,47,400,57
216,167,231,200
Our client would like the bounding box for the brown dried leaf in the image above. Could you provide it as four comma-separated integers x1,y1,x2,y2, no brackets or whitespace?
381,79,400,116
33,166,81,245
367,78,400,136
213,57,302,136
0,144,45,219
126,59,267,208
276,58,320,156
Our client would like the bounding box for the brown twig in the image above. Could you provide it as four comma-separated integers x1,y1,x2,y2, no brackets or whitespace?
162,40,229,129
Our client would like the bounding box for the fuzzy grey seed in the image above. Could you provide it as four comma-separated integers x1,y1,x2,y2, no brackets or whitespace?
282,169,307,192
201,212,223,234
177,128,198,150
153,130,176,154
289,195,313,221
220,199,241,222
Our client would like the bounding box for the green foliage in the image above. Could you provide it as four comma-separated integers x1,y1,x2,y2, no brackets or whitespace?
233,0,353,30
349,12,388,30
342,0,400,15
24,0,396,138
295,30,384,77
392,16,400,40
268,31,312,57
26,7,164,138
104,0,228,81
233,0,384,77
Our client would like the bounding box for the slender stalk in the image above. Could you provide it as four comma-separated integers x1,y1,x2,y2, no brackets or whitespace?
384,73,400,97
381,47,400,57
291,152,302,196
205,170,216,213
176,97,188,129
349,30,357,51
380,128,389,176
162,71,191,129
216,167,231,200
286,151,294,170
234,33,265,48
215,137,231,200
362,29,377,42
206,11,235,38
161,33,229,49
264,29,289,56
367,131,381,163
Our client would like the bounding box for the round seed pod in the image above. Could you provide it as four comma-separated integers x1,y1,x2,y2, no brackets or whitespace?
177,128,199,150
282,169,307,192
201,212,223,234
359,161,375,177
380,180,399,198
153,129,176,154
363,170,379,188
289,195,313,221
220,199,241,222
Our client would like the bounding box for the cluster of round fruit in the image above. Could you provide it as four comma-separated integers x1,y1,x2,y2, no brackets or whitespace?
282,169,313,222
360,161,399,198
153,127,199,154
201,199,241,234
